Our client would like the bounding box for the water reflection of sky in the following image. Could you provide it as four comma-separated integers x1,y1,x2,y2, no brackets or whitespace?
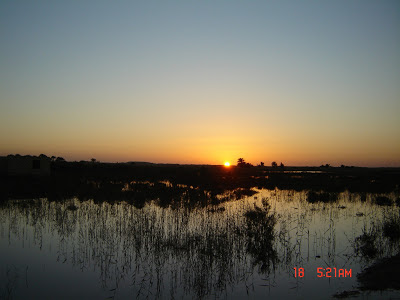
0,190,399,299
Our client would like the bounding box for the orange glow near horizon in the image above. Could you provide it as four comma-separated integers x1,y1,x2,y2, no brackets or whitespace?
224,161,231,167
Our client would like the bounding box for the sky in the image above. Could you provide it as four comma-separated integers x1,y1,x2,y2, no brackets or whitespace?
1,1,399,166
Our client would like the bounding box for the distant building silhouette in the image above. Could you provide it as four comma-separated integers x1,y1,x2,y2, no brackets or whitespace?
1,155,51,176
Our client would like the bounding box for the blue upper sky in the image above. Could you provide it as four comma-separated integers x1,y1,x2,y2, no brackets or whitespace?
1,1,399,166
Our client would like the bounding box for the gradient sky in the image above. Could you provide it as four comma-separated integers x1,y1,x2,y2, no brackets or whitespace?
1,1,399,166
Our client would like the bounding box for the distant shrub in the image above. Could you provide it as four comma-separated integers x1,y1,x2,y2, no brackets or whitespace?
234,188,257,199
307,191,338,203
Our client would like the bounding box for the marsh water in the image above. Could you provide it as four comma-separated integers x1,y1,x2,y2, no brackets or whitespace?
1,187,399,299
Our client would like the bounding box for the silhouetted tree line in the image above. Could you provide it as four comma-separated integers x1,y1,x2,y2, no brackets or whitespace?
238,158,285,169
237,158,253,167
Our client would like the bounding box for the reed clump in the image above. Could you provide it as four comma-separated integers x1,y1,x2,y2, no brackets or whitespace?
244,200,277,273
354,227,379,259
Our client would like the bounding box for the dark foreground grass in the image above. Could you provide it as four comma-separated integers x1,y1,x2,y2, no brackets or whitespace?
357,253,400,290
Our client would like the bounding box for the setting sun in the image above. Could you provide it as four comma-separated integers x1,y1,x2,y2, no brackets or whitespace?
224,161,231,167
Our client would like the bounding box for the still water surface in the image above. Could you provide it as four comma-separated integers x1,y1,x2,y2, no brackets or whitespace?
1,188,399,299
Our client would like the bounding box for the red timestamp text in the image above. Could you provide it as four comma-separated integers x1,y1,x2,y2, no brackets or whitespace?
294,267,352,278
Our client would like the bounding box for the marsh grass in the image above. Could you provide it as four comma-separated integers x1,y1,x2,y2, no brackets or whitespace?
2,188,400,298
353,206,400,261
1,196,280,298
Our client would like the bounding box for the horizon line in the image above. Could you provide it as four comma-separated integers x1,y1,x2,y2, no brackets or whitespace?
2,154,400,169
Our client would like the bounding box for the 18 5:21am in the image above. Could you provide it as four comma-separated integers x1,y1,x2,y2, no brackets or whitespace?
294,267,352,278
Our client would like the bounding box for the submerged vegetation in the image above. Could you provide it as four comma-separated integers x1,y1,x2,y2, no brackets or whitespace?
0,197,279,299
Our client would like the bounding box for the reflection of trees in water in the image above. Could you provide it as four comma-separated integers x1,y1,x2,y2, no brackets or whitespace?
243,199,276,273
0,198,277,299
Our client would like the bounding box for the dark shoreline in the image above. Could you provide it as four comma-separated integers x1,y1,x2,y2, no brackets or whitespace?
334,253,400,298
1,161,399,203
